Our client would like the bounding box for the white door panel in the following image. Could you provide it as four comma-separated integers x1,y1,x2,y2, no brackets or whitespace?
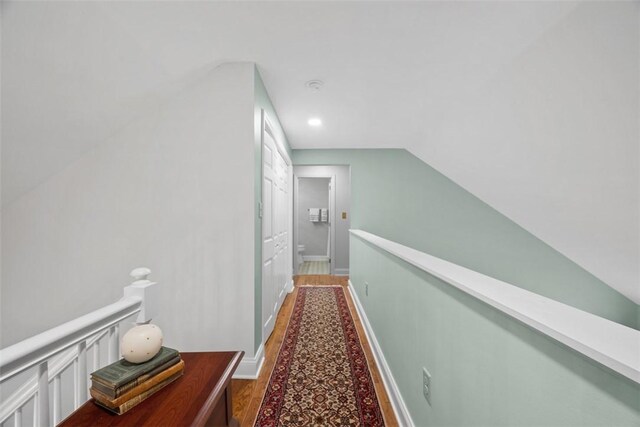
262,123,290,343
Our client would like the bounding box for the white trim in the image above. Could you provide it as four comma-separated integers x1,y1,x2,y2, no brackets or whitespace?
263,114,291,166
302,255,330,262
293,175,299,274
233,344,265,379
334,268,350,276
285,278,295,294
348,280,415,427
350,229,640,385
328,176,335,273
288,162,294,290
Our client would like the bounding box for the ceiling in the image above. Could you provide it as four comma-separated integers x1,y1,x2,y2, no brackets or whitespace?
2,1,638,303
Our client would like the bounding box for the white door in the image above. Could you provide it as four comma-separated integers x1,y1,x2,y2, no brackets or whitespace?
262,125,290,342
274,153,289,313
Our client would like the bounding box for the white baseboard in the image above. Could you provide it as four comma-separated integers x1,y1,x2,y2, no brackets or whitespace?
302,255,330,262
334,268,350,276
233,343,265,379
348,280,415,427
286,278,294,293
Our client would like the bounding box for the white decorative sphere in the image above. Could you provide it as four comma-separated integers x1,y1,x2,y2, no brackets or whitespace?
121,324,163,363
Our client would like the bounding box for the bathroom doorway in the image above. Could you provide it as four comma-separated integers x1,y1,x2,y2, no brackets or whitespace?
293,165,351,276
295,176,333,274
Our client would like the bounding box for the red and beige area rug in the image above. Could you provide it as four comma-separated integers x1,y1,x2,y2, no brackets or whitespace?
255,286,385,427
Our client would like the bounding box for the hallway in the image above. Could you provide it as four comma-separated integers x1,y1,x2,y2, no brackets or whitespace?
232,275,398,426
297,261,330,275
2,3,638,426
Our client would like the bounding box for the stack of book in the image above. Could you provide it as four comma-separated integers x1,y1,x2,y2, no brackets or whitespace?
90,347,184,415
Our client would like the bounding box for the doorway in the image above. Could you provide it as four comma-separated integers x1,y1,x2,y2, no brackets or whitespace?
293,165,350,277
295,177,334,275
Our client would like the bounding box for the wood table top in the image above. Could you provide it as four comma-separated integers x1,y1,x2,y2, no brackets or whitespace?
58,351,244,427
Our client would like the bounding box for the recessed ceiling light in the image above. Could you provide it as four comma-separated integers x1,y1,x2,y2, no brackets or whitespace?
308,118,322,127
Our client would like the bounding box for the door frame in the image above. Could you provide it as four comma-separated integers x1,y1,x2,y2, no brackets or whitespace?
293,172,336,275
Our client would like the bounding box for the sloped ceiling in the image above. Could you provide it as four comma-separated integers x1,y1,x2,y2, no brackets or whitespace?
2,1,638,303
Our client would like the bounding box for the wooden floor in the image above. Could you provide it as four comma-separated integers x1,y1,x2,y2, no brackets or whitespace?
231,275,398,426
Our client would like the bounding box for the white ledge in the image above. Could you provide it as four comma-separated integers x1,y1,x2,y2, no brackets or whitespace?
350,229,640,385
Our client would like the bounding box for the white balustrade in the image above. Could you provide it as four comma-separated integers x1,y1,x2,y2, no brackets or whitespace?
31,398,37,427
0,268,158,427
36,363,49,427
52,376,61,425
92,341,100,373
74,341,87,407
108,325,118,364
13,408,21,427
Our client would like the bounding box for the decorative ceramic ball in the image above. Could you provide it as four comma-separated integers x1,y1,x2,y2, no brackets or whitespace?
121,324,163,363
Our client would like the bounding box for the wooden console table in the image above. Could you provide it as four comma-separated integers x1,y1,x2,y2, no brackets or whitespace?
59,351,244,427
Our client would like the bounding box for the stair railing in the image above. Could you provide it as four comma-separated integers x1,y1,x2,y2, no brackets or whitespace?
0,268,158,427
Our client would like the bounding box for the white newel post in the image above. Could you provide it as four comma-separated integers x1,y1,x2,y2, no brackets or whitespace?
124,267,159,325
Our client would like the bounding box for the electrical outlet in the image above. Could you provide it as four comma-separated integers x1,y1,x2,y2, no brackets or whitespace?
365,282,369,296
423,367,432,405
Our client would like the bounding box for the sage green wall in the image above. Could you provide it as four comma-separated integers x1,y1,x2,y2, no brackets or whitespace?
293,149,638,328
254,66,292,353
293,148,639,426
351,237,639,426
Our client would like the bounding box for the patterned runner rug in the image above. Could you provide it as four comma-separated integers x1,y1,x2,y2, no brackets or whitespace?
255,286,385,427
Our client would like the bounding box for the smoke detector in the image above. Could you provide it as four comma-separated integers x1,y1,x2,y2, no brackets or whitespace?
305,80,324,90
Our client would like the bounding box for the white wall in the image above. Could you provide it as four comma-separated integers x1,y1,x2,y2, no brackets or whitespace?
293,165,350,274
1,63,257,359
408,2,639,303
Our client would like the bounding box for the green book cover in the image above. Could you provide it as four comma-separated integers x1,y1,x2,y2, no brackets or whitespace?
90,347,179,388
91,355,181,398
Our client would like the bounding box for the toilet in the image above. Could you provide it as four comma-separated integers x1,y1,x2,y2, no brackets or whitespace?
297,245,305,269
